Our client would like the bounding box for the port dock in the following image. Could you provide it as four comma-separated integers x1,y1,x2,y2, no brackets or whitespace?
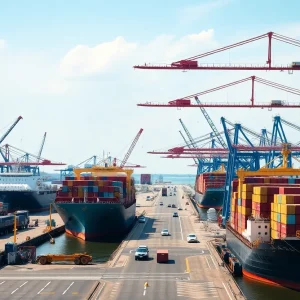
0,186,245,299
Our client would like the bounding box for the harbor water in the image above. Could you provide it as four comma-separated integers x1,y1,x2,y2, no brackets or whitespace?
36,234,119,263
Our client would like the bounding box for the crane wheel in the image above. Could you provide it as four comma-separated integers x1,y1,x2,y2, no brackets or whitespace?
74,257,81,265
39,256,47,265
80,256,89,265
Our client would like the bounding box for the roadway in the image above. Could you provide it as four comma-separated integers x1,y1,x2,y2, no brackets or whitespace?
0,186,242,300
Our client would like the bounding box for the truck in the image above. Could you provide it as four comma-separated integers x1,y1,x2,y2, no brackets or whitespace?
162,188,168,197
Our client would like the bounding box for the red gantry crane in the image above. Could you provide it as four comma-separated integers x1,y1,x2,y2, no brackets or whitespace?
134,32,300,71
137,76,300,108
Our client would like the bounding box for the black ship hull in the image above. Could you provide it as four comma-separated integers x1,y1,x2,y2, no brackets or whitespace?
195,188,224,209
226,226,300,290
0,191,56,212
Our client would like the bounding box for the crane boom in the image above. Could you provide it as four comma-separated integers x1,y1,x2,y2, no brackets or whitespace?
37,132,47,162
120,128,144,168
0,116,23,162
179,119,198,148
179,130,198,164
194,96,227,148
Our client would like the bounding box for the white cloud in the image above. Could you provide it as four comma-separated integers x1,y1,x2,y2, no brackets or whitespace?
60,36,137,78
60,29,216,79
180,0,232,23
0,39,7,49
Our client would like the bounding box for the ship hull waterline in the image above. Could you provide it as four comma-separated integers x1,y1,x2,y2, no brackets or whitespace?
53,202,136,241
226,226,300,291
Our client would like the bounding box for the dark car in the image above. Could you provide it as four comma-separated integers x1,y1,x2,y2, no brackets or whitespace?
173,212,178,217
171,204,176,208
168,204,171,208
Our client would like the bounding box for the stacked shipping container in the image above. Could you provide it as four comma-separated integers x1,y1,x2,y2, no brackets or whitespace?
196,173,226,194
56,175,135,208
230,176,300,240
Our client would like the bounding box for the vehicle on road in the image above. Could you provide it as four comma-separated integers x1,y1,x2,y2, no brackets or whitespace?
138,216,146,223
160,202,163,205
167,204,171,208
136,204,141,207
135,246,149,260
162,187,168,197
170,193,172,196
173,212,178,217
187,233,198,243
178,207,182,210
171,204,176,208
146,196,151,201
161,229,169,236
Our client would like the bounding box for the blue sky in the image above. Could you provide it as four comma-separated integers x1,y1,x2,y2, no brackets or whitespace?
0,0,300,174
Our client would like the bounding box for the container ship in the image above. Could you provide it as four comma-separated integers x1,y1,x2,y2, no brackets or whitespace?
194,171,226,209
0,172,58,212
53,166,136,241
227,175,300,290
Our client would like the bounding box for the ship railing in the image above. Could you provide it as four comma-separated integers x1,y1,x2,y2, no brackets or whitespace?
227,225,254,249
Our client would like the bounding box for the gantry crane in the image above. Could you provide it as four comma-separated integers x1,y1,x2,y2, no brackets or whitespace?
137,76,300,108
120,128,143,168
134,32,300,71
0,116,23,162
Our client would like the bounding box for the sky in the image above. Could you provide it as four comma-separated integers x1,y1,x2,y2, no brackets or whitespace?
0,0,300,175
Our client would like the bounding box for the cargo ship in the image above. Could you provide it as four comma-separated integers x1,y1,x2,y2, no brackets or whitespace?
194,171,226,209
53,166,136,241
0,172,58,212
227,173,300,290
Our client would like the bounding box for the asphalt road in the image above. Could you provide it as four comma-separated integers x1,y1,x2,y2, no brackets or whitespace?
0,186,233,300
0,279,98,299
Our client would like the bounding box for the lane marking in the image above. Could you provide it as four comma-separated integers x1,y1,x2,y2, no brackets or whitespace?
0,281,5,285
222,281,233,300
210,255,218,268
185,258,190,273
62,282,74,295
179,216,184,240
37,281,51,295
143,286,147,296
94,282,106,300
11,281,28,294
205,256,211,269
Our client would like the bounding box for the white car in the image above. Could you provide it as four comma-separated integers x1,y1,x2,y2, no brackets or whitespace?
187,233,198,243
161,229,169,236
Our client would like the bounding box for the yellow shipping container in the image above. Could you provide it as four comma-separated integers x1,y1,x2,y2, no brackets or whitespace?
271,203,274,212
242,207,252,215
253,186,268,195
273,212,277,221
252,194,268,203
233,192,238,200
271,212,274,221
242,191,253,199
238,206,242,213
271,220,275,229
280,204,296,215
274,194,278,203
281,195,295,204
271,229,280,239
275,203,280,213
242,184,254,192
231,204,235,212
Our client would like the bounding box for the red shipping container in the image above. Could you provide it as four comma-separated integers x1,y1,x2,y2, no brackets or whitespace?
276,222,281,232
296,215,300,225
281,224,296,235
270,178,289,184
296,224,300,231
279,187,300,194
255,203,271,212
242,199,252,208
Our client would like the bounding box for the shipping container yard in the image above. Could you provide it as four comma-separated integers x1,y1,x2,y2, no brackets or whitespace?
2,7,300,298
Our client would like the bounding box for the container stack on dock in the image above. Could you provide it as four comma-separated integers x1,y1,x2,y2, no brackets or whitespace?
197,173,226,194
